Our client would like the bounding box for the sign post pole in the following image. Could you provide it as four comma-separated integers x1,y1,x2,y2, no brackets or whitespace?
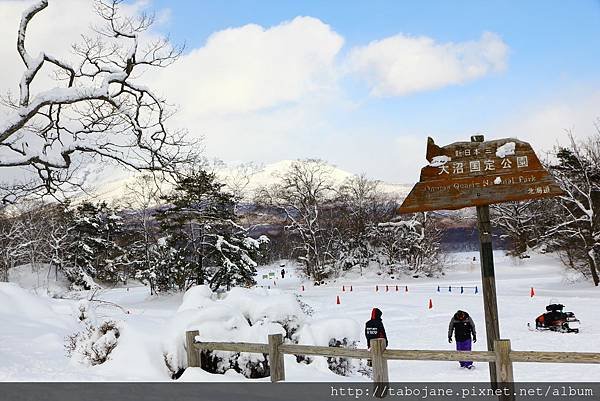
471,136,501,387
476,203,500,387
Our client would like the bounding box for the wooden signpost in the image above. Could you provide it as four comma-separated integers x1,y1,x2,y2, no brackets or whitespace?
399,135,563,394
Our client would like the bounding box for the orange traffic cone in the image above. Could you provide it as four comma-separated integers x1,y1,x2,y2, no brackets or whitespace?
336,295,341,305
530,287,535,297
428,299,433,309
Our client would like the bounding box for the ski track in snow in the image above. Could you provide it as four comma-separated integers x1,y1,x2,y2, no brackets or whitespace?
1,251,599,382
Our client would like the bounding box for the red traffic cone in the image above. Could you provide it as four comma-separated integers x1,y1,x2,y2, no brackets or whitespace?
336,295,341,305
343,285,345,292
386,285,389,292
405,285,409,292
350,285,353,292
376,285,379,292
530,287,535,297
428,299,433,309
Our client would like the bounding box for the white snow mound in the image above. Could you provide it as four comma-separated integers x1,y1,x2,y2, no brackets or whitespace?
294,318,361,346
162,285,306,373
0,282,67,328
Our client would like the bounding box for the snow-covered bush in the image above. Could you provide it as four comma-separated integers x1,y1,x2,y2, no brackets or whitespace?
327,337,361,376
162,285,365,379
293,318,363,376
161,285,305,379
66,320,122,365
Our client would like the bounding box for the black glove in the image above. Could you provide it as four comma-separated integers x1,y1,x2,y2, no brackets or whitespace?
448,337,452,343
473,337,477,343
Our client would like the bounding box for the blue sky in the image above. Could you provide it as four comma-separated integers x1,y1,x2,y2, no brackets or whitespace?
140,0,600,182
153,0,600,99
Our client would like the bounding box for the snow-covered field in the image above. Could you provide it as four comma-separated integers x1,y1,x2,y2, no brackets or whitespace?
1,251,599,382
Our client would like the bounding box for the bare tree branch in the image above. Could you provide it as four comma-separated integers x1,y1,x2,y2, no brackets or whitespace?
0,0,199,203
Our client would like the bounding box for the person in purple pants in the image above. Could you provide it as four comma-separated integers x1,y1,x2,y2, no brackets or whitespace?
448,310,477,369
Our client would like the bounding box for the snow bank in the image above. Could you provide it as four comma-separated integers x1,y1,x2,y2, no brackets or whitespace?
223,287,304,324
0,282,68,328
8,263,71,297
294,318,361,346
91,322,172,380
162,285,304,375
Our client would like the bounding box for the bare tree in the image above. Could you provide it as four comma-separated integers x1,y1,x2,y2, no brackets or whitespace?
335,174,397,273
490,200,549,257
256,159,336,281
122,174,161,293
221,162,262,211
0,0,198,203
0,210,26,282
373,212,443,276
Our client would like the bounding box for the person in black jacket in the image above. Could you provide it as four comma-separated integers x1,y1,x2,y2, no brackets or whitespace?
448,310,477,369
365,308,388,348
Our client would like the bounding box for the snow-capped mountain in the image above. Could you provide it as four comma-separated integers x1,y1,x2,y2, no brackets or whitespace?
82,160,414,205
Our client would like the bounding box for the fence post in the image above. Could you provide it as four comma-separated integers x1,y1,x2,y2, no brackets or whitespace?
268,334,285,382
186,330,200,368
371,338,389,398
494,339,515,401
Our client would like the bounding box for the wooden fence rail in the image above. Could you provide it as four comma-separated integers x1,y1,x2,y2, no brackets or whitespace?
185,330,600,400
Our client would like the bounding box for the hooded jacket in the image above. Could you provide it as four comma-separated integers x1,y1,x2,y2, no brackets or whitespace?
448,310,477,342
365,308,388,348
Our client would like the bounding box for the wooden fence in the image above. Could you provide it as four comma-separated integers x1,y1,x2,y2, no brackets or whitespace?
185,330,600,399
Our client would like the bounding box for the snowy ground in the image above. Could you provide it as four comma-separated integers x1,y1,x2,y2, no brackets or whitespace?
1,251,599,382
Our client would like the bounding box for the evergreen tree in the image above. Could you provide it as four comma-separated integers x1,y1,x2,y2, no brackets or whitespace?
65,202,125,289
157,169,261,291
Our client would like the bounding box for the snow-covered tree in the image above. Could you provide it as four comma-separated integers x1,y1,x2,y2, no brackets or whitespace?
0,0,198,203
371,213,443,276
122,175,162,294
544,130,600,286
39,202,74,281
0,210,26,282
335,174,397,274
256,160,337,281
157,169,261,291
64,201,125,289
0,202,73,283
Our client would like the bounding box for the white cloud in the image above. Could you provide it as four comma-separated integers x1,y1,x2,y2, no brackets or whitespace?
346,31,509,97
494,90,600,154
150,16,344,115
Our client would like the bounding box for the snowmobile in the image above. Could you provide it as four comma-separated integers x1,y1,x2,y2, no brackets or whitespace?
528,303,580,333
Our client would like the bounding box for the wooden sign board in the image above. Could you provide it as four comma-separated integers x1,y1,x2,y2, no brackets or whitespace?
399,137,563,213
